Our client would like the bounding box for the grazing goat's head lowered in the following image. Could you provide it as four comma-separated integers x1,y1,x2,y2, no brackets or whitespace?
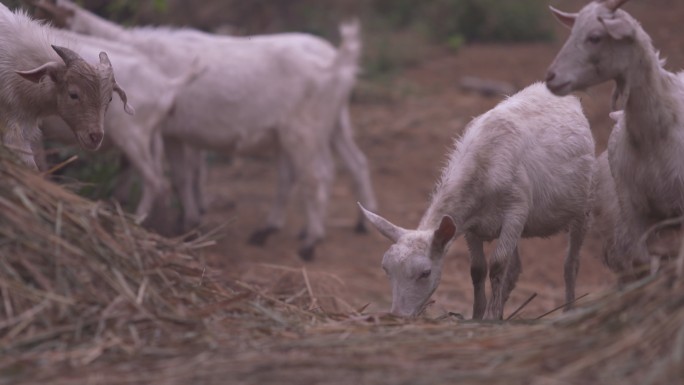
360,204,456,318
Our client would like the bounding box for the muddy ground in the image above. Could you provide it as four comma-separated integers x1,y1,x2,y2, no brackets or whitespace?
197,1,684,320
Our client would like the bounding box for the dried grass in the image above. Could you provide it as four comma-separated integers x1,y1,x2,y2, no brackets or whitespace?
1,147,683,385
0,148,232,375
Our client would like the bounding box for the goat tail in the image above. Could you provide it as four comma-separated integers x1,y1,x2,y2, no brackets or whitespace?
331,18,362,76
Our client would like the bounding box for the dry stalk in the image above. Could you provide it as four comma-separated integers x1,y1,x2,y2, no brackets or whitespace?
506,292,537,321
535,293,589,320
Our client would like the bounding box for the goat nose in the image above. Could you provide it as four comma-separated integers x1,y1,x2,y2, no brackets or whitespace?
545,71,556,83
89,132,103,145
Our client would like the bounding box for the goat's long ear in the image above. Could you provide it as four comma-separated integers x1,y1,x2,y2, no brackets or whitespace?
99,52,135,115
599,16,634,40
431,215,456,257
16,61,63,83
115,82,135,115
549,6,577,29
358,203,407,243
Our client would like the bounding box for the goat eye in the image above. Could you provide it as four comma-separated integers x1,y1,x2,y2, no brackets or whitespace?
587,34,602,44
418,270,431,280
69,92,79,100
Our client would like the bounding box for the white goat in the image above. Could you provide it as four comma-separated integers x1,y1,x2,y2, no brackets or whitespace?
546,0,684,281
0,5,131,168
37,29,199,222
361,83,595,320
35,0,376,260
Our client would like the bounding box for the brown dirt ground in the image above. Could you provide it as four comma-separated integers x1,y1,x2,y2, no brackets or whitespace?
192,1,684,322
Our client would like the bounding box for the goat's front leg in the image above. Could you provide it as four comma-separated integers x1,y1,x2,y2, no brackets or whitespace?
298,149,334,261
484,214,526,320
502,247,522,306
124,133,169,226
465,233,487,320
3,129,38,170
165,139,204,232
248,151,295,246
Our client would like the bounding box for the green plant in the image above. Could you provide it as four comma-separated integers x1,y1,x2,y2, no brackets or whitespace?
422,0,554,43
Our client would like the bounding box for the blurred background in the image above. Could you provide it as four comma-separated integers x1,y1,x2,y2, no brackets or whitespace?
14,0,556,79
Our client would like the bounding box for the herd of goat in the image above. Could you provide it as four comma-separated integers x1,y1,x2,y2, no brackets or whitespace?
0,0,682,320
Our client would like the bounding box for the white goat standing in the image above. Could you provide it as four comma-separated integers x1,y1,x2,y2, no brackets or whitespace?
361,83,595,320
35,0,377,260
0,5,131,168
546,0,684,280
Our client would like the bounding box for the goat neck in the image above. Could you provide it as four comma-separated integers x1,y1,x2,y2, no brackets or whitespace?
621,29,682,149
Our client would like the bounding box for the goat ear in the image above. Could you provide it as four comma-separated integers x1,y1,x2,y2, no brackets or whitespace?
15,61,63,83
98,52,135,115
358,203,407,243
115,82,135,115
431,215,456,256
599,16,635,40
549,6,577,29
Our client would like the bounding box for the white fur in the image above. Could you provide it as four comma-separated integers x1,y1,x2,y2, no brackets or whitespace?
363,83,595,320
547,0,684,281
42,0,376,258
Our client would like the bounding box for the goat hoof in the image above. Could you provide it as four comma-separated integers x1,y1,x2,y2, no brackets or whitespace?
248,227,278,246
299,246,315,262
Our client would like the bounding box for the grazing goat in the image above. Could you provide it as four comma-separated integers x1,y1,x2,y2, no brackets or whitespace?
37,29,199,222
0,5,131,168
361,83,595,320
546,0,684,280
34,0,376,260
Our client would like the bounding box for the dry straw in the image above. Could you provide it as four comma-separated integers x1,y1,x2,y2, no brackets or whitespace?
0,147,232,372
1,147,683,385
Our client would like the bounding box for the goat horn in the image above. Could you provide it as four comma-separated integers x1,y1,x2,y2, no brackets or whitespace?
99,52,112,68
51,45,82,66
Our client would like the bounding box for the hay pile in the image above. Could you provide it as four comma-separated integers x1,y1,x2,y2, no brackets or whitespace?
0,149,230,374
31,257,684,385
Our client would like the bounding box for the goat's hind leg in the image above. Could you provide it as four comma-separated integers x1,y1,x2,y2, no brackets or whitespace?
563,219,586,311
333,106,377,233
